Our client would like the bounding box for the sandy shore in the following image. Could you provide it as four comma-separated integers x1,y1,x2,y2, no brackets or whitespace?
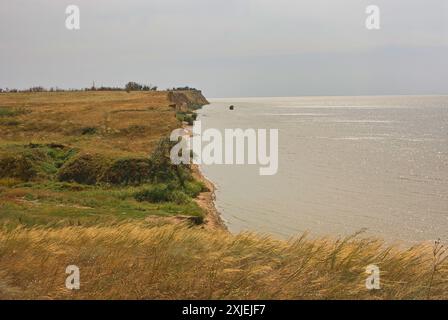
191,164,228,231
181,121,227,231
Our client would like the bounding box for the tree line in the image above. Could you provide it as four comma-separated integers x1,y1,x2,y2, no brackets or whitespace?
0,83,200,93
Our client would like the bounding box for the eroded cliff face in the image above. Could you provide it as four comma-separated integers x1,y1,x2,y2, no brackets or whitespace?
167,90,209,112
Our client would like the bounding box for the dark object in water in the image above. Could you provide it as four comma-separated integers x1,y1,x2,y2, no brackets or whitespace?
229,105,235,110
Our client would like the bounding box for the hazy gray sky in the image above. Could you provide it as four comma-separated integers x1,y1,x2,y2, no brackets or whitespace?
1,0,447,97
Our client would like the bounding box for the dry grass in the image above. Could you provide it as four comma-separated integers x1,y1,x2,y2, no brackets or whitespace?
0,223,446,300
0,91,179,156
1,92,446,300
0,91,207,227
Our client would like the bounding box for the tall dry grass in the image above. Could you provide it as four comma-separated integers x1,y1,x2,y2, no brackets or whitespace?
0,223,446,300
0,91,179,156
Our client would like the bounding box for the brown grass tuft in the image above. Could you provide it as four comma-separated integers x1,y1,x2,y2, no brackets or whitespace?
0,223,446,300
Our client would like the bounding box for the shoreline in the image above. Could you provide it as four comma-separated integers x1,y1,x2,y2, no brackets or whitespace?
191,163,228,231
181,121,227,231
178,98,227,231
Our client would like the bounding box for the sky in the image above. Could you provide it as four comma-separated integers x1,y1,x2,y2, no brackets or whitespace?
0,0,447,97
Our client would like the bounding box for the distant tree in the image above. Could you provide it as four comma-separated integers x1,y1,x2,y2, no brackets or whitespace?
125,82,143,92
171,86,198,91
96,86,122,91
125,82,157,92
29,86,46,92
0,83,160,93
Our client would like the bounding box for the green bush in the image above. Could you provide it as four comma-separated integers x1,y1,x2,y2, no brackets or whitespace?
149,138,190,184
134,184,192,205
176,112,197,125
0,154,38,181
45,146,77,168
183,181,207,197
169,190,191,205
0,144,77,181
100,158,153,185
57,153,111,185
175,113,185,123
134,184,172,203
50,137,200,188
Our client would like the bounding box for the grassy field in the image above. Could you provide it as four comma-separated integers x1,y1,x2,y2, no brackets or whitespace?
0,92,447,300
0,91,206,228
0,223,446,299
0,91,178,156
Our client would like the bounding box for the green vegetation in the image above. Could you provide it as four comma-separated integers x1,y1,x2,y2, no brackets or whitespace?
134,180,206,205
57,153,112,185
0,106,28,117
0,139,205,229
1,91,445,300
99,157,153,185
0,181,203,229
0,92,209,231
176,111,197,125
0,144,77,181
124,81,158,92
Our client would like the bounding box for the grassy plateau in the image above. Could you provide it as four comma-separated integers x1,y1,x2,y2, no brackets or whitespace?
0,91,446,299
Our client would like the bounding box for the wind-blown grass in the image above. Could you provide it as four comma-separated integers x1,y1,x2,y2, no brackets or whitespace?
0,223,446,300
1,92,446,300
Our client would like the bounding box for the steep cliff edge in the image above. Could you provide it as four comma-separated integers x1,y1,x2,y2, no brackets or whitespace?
166,90,222,228
167,90,209,112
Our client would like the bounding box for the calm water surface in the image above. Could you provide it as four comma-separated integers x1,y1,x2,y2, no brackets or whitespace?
197,96,448,243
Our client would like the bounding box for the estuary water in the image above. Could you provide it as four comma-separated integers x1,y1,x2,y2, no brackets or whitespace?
197,96,448,243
